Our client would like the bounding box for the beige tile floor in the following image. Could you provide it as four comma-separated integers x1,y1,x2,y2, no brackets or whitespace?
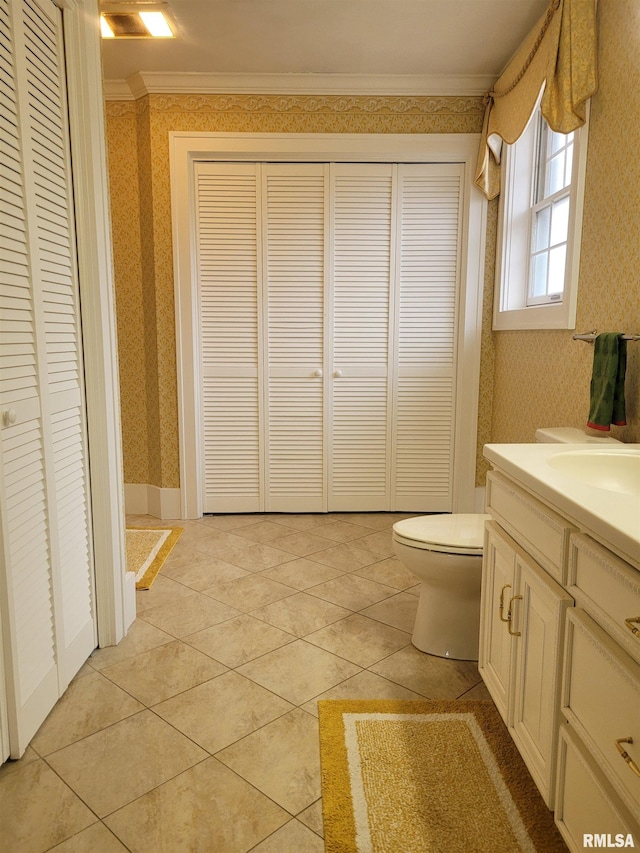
0,512,491,853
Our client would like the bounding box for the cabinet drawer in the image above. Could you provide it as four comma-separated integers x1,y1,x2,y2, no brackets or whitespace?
563,609,640,817
568,534,640,664
486,472,574,583
555,725,639,851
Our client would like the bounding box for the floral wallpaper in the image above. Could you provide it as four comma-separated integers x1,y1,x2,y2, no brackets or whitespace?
105,0,639,494
105,103,148,484
476,198,498,486
105,95,489,489
491,0,639,447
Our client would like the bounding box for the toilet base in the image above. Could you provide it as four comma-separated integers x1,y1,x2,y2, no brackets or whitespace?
411,579,480,661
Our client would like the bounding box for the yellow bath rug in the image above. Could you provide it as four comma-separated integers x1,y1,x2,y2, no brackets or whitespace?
318,698,567,853
126,527,183,590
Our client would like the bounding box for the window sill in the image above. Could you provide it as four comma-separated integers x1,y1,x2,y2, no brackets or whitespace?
493,301,576,331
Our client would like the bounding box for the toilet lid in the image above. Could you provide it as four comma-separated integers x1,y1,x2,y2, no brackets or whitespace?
393,514,490,555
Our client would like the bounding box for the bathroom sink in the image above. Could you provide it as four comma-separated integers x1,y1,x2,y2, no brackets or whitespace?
546,450,640,496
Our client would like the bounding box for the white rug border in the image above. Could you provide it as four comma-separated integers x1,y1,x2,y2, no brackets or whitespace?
128,528,172,582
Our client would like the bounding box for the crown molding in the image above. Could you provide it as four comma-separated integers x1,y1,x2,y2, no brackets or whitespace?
103,71,494,100
103,79,136,100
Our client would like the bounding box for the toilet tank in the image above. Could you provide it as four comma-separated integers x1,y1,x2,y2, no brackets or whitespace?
535,427,622,444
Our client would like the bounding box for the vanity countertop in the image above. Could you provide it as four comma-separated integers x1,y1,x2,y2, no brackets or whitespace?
483,443,640,567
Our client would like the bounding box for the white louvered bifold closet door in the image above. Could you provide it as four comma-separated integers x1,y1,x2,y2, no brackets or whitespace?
195,161,463,514
329,164,393,510
391,164,463,510
196,164,261,513
0,0,95,757
264,165,325,511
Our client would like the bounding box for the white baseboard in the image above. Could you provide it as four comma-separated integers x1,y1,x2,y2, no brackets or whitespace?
124,484,182,520
125,482,483,519
123,484,148,515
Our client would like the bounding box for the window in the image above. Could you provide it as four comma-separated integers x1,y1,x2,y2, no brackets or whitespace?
529,122,574,305
493,104,589,330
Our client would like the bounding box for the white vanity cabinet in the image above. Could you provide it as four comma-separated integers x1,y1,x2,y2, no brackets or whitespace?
480,451,640,851
556,535,640,848
479,521,516,720
480,514,573,807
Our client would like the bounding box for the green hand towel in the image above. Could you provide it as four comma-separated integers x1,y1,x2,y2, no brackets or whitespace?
587,332,627,431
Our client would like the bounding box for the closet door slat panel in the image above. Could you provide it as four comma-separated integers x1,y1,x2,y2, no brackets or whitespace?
195,161,464,515
22,0,94,685
329,165,393,510
196,164,261,512
392,165,463,510
0,0,59,754
203,377,261,512
0,0,95,757
264,165,325,512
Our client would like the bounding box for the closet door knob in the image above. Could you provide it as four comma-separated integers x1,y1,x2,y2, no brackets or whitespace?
2,409,17,427
333,369,343,378
313,369,323,378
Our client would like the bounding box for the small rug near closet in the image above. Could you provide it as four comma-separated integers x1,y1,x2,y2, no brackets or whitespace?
318,699,567,853
126,527,183,590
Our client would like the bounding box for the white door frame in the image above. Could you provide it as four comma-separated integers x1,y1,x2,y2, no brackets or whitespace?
60,0,130,645
170,132,487,519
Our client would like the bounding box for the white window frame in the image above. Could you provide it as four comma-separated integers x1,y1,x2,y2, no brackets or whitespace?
528,120,574,306
493,103,590,331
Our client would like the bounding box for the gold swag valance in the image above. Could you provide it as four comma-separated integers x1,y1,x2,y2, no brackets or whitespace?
474,0,598,200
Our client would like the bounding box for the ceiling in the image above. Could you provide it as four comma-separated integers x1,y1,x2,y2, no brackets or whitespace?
101,0,550,96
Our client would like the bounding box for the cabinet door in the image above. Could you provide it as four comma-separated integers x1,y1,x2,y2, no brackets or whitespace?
479,521,517,724
555,725,640,853
562,608,640,822
511,553,573,806
480,522,573,806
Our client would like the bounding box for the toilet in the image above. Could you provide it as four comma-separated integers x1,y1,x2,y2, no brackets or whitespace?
393,427,622,661
393,513,489,660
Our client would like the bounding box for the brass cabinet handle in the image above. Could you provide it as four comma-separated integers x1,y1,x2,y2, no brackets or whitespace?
624,617,640,638
507,594,523,636
499,584,512,623
614,737,640,778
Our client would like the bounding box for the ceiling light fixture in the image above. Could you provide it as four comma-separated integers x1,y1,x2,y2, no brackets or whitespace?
138,11,173,37
100,16,115,37
99,3,176,39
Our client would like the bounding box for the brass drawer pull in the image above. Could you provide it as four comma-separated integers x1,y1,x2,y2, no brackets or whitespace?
499,584,512,623
614,737,640,778
507,594,523,637
624,616,640,638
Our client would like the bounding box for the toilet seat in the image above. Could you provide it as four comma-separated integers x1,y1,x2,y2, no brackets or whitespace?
392,513,490,556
